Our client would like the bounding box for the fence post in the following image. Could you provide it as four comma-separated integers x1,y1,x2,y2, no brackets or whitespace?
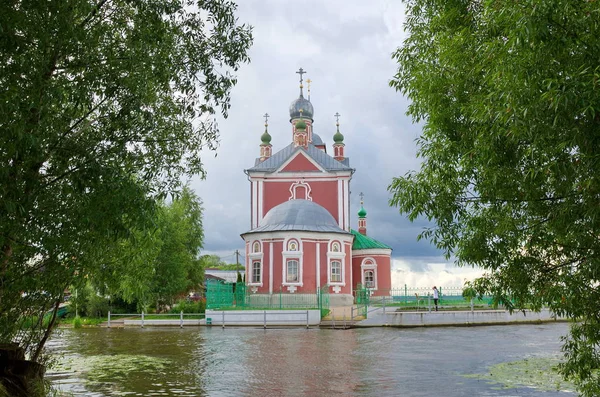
279,286,282,309
264,310,267,330
306,310,309,329
428,295,431,312
180,311,183,328
405,284,408,304
108,311,111,328
471,297,474,312
222,311,225,329
351,306,354,320
141,311,144,328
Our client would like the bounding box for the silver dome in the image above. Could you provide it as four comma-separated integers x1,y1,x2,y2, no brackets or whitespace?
245,200,349,234
312,133,324,146
289,95,314,120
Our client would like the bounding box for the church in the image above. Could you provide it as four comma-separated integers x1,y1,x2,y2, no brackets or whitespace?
241,69,392,306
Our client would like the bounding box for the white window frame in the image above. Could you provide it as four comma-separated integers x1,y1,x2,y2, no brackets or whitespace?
361,257,378,290
282,238,303,286
327,240,346,286
330,260,342,283
364,270,375,288
247,242,264,287
286,259,299,283
252,260,262,284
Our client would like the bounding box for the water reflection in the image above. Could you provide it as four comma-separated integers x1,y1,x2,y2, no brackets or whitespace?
48,323,573,396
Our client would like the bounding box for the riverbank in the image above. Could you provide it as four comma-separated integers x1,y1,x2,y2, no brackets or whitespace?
74,307,567,328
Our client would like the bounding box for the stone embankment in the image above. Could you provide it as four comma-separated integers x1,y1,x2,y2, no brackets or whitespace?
355,308,563,327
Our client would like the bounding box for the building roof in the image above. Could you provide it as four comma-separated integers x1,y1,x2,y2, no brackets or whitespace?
204,269,244,283
243,200,350,235
351,229,392,250
248,143,353,172
312,133,324,146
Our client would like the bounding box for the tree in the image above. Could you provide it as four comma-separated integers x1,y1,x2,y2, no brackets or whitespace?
389,1,599,395
151,187,204,310
0,0,252,370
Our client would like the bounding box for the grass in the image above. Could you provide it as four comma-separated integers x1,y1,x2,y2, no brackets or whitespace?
59,317,107,327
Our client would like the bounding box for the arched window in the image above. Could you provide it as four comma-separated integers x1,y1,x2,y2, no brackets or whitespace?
252,241,261,253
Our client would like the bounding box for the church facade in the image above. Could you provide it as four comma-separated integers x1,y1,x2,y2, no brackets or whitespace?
241,69,392,306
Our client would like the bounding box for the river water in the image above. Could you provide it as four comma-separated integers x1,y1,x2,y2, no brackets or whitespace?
47,322,576,396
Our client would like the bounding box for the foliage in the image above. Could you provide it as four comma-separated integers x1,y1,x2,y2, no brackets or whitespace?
0,0,252,362
199,254,228,268
72,316,82,329
170,299,206,314
389,0,600,395
91,186,205,312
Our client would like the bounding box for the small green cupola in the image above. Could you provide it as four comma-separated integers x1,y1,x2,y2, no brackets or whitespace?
358,205,367,218
358,192,367,235
332,112,345,161
295,119,307,130
260,128,271,145
333,123,344,143
259,113,272,161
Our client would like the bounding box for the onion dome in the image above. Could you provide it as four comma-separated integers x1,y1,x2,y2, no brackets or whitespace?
295,119,307,130
289,95,314,120
358,206,367,218
260,129,271,145
333,128,344,143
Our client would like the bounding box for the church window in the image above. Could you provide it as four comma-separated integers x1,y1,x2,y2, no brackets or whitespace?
330,260,342,282
252,261,261,283
288,240,298,251
364,270,374,288
286,260,299,282
253,241,261,253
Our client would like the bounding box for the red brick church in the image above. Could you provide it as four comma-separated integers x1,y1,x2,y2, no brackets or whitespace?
241,68,392,306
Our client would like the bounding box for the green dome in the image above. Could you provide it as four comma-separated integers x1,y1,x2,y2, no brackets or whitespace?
261,129,271,144
295,120,307,130
333,129,344,143
358,206,367,218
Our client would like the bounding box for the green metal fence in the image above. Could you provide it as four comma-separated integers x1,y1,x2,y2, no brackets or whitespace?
206,280,330,317
353,285,496,311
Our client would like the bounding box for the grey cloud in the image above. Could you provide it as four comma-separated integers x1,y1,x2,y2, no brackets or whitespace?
191,0,449,265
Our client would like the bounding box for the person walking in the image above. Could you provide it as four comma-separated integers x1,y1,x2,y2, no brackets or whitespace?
432,286,439,311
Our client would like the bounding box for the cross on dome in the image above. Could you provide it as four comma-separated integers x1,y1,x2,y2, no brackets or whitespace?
296,67,306,84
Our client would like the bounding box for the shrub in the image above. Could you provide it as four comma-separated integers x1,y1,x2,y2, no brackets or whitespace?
170,299,205,314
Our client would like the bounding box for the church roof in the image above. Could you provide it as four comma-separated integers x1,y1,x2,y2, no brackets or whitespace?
243,200,350,235
248,143,352,172
351,229,392,251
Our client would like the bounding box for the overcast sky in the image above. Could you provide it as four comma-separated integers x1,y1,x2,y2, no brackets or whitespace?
190,0,484,288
